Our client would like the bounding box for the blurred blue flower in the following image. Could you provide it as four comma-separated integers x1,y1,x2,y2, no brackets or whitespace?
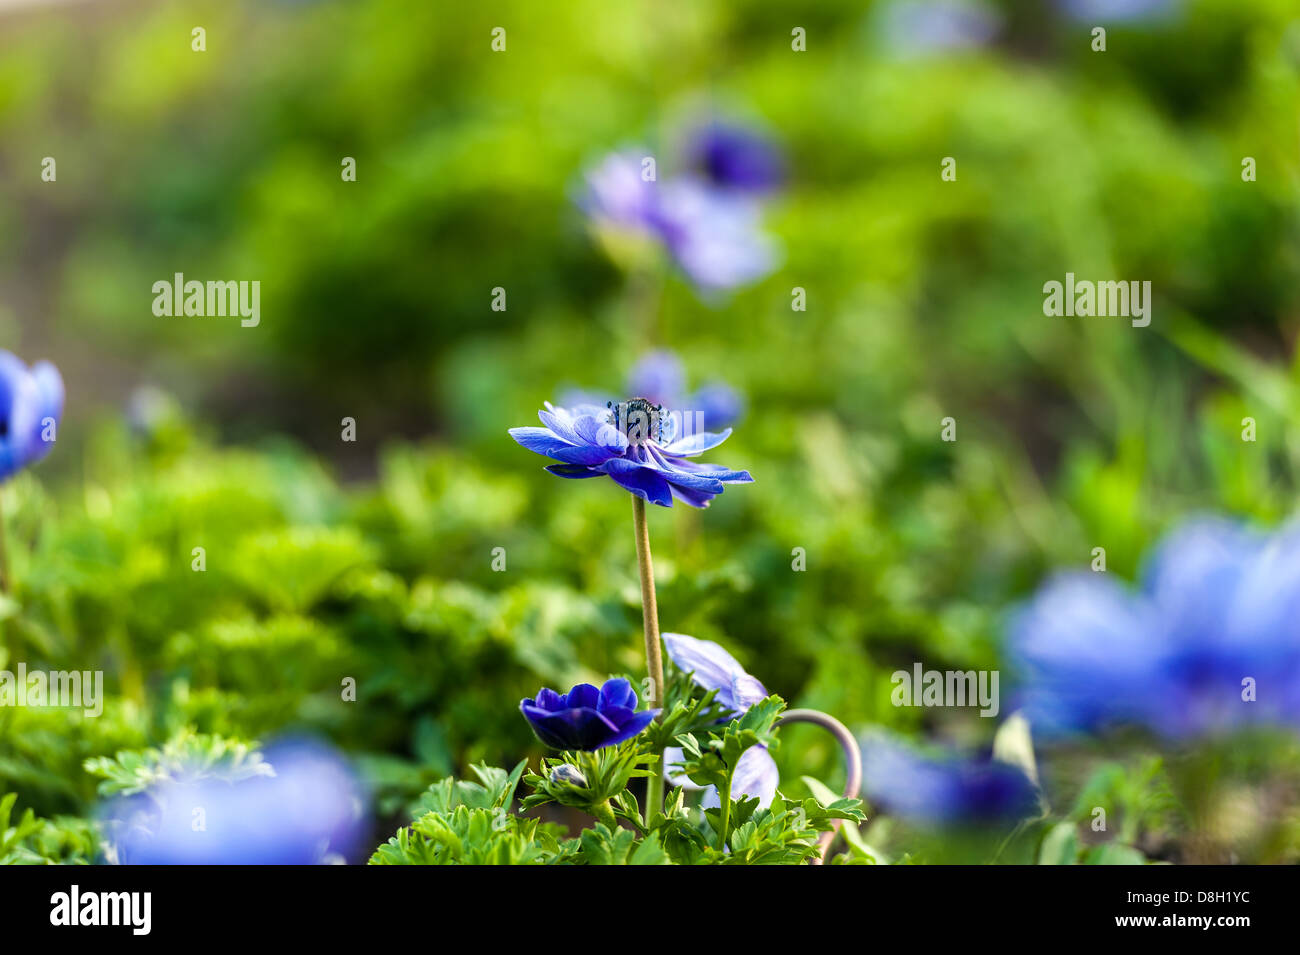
663,632,779,808
652,178,779,293
561,350,745,434
105,738,368,865
576,124,782,295
861,733,1038,825
0,350,63,480
1008,518,1300,738
578,150,661,237
682,120,785,195
875,0,1000,57
509,398,752,507
1057,0,1179,23
521,677,658,751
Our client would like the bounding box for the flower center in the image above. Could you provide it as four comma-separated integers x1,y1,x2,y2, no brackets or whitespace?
607,398,663,446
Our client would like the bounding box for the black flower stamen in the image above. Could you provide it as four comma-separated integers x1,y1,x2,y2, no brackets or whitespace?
607,397,664,446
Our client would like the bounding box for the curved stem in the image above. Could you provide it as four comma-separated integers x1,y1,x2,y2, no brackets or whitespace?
777,708,862,865
631,494,666,822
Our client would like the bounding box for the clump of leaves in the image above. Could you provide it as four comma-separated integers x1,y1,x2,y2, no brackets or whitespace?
370,761,567,865
83,730,270,797
1,793,97,865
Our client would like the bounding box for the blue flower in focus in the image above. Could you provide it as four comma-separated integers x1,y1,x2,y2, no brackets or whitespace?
1008,518,1300,738
104,738,368,865
663,632,780,808
861,733,1038,826
682,121,785,196
521,677,659,751
509,398,752,508
0,351,63,480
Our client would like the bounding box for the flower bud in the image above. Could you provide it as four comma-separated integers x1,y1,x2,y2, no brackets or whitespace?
549,764,588,788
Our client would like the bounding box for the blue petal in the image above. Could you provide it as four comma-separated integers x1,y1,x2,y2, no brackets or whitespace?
600,459,674,507
700,745,779,810
599,677,638,712
545,464,601,478
662,632,766,713
564,683,601,710
660,428,732,457
509,426,577,458
573,414,629,452
667,482,718,508
600,707,659,747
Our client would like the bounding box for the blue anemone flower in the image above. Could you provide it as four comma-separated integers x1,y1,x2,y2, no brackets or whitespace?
520,678,659,751
861,733,1038,826
1008,517,1300,738
576,145,780,295
102,738,368,865
682,120,785,196
663,632,780,808
0,351,63,480
874,0,1000,58
509,398,753,508
1057,0,1179,23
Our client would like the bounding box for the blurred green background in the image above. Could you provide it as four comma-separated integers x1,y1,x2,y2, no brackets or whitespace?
1,0,1299,863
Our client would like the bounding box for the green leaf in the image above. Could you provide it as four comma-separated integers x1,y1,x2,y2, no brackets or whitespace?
1082,843,1146,865
1038,821,1079,865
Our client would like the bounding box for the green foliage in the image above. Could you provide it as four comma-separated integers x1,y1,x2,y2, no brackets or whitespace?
0,0,1298,865
1,793,96,865
84,731,270,798
370,761,567,865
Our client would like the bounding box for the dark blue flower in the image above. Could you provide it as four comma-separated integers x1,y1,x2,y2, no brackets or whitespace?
102,738,368,865
520,677,659,751
509,398,752,508
1008,517,1300,738
0,351,63,481
861,733,1038,825
662,632,780,808
683,121,785,196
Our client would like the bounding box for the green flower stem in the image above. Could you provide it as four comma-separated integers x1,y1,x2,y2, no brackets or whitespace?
716,766,737,851
631,494,666,823
592,801,619,830
777,708,863,865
